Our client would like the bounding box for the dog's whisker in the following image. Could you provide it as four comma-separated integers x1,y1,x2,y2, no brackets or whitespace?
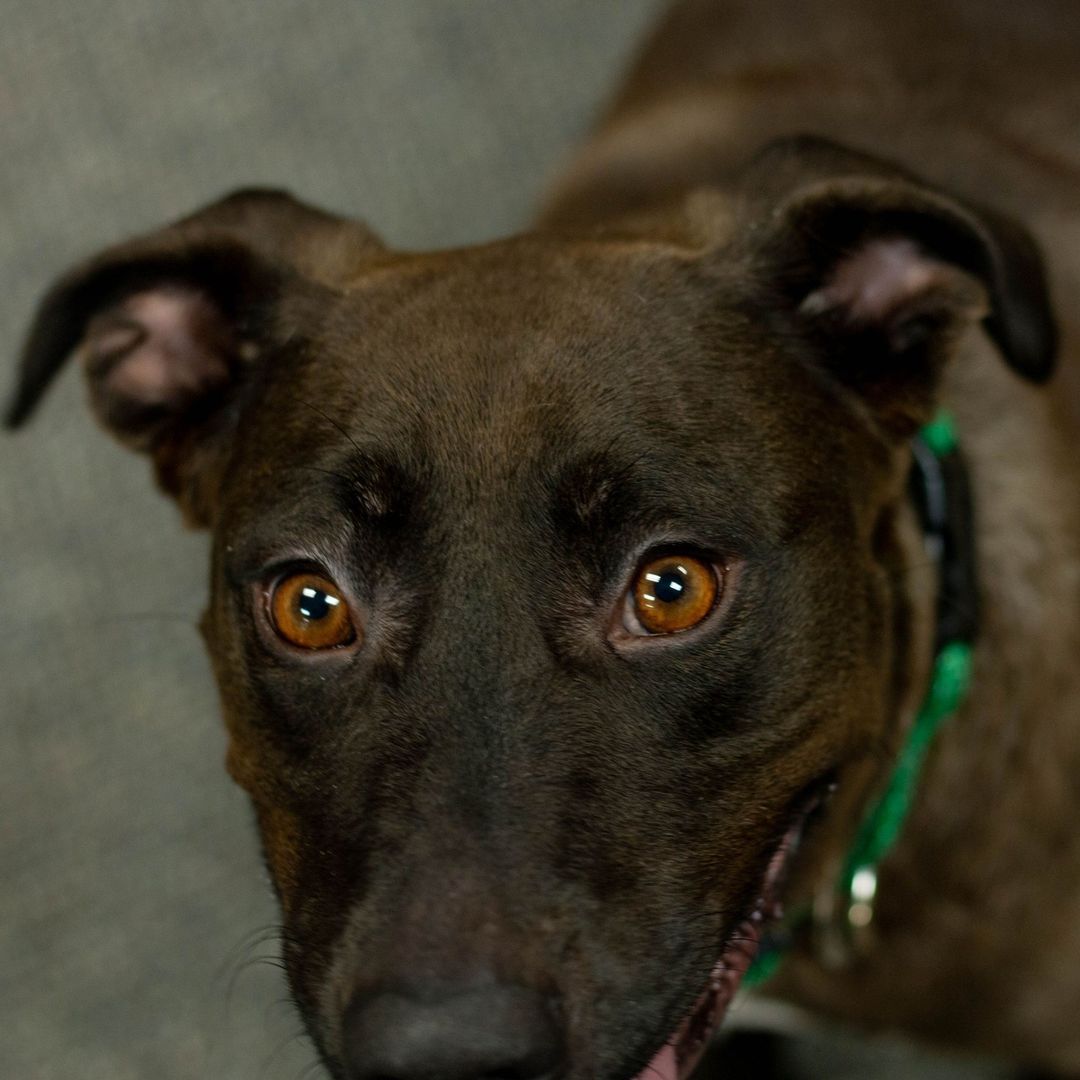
264,992,302,1030
289,464,361,487
215,924,289,1011
296,397,365,460
295,1054,329,1080
258,1026,312,1080
223,954,290,1009
214,924,284,987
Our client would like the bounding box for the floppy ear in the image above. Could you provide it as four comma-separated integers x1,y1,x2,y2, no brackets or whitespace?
5,188,384,526
737,136,1057,437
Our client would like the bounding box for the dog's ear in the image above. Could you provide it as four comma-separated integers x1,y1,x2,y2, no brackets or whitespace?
735,136,1057,437
5,188,384,525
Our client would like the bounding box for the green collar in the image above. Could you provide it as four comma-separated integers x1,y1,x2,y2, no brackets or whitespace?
745,412,977,987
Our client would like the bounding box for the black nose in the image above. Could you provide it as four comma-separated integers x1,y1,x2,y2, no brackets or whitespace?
342,982,563,1080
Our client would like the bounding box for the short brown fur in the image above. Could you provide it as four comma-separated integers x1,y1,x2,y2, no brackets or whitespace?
8,2,1080,1077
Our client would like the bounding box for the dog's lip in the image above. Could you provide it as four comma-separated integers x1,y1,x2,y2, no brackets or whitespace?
628,786,823,1080
643,905,768,1080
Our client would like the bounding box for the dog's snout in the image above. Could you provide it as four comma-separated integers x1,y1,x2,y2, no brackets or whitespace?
342,982,563,1080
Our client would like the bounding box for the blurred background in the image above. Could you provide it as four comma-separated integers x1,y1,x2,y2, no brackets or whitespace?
0,2,1019,1077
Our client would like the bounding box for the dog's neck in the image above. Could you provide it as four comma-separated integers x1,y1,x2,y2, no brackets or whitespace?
770,337,1080,1051
830,412,980,938
748,413,979,986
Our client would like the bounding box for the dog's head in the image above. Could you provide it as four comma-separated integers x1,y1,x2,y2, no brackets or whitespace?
7,137,1055,1080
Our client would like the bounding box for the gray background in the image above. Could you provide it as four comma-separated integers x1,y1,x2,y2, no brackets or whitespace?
0,3,1016,1078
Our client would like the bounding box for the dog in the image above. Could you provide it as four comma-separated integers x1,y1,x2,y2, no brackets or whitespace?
8,0,1080,1077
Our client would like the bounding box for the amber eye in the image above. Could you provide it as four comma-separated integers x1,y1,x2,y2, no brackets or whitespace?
628,555,719,635
269,572,357,650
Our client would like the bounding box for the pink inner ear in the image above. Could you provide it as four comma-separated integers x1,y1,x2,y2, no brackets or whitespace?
82,287,234,410
801,237,950,324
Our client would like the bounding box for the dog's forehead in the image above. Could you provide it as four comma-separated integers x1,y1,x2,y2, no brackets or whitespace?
341,239,711,397
265,237,782,472
227,235,857,553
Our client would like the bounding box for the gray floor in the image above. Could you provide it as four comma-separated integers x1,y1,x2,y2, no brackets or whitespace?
0,3,1018,1078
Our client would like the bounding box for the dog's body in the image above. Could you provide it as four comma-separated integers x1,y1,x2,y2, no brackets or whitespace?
542,0,1080,1067
8,1,1080,1077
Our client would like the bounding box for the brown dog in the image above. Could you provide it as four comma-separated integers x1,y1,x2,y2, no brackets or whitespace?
8,1,1080,1077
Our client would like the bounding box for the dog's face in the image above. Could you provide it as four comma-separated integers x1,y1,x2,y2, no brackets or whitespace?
8,138,1054,1080
208,236,892,1075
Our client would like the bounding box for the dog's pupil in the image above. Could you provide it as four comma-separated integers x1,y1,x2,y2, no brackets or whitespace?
654,566,689,605
296,585,338,621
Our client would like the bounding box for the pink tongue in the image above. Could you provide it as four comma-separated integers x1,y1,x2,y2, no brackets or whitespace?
637,1042,679,1080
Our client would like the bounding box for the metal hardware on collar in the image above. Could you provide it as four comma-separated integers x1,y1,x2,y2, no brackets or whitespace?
838,638,973,930
744,410,978,988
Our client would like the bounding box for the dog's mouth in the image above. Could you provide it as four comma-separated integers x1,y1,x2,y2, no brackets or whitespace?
630,788,824,1080
630,909,767,1080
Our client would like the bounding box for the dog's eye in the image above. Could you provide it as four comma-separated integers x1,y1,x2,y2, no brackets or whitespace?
626,555,719,635
269,573,357,650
